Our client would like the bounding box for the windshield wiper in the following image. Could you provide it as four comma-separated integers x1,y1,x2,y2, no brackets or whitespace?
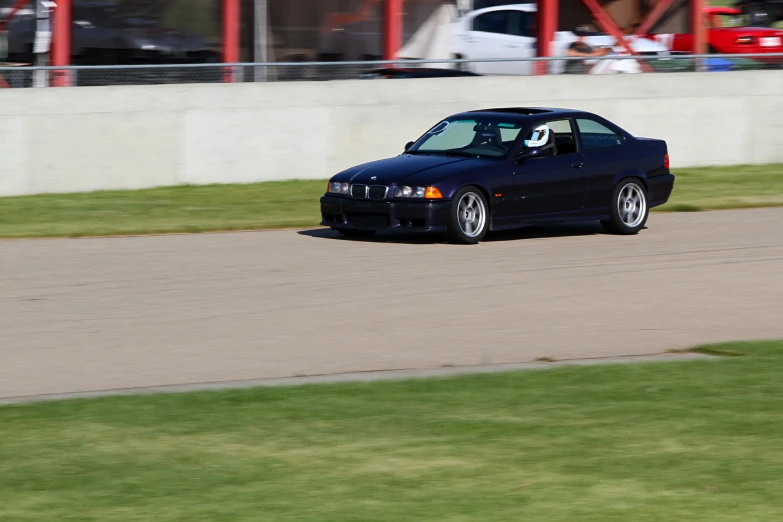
440,150,479,158
408,150,482,158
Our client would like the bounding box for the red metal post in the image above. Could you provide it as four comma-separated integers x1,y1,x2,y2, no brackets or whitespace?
222,0,240,82
51,0,71,86
535,0,558,75
691,0,705,55
383,0,403,61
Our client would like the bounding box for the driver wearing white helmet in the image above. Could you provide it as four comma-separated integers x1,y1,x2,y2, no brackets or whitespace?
524,124,557,156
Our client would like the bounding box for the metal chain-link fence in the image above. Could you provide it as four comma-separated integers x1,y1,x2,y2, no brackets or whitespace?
2,54,783,88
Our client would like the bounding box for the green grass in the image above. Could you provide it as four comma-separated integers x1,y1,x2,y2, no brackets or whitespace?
0,180,327,238
0,163,781,238
1,340,783,521
657,163,783,212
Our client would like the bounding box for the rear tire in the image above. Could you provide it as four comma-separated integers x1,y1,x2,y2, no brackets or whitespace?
447,186,489,244
454,54,466,72
333,228,376,238
601,178,649,235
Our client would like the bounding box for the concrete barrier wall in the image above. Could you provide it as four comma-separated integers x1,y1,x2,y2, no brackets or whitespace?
1,70,782,197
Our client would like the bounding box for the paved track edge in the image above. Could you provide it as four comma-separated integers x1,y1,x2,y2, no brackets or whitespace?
0,352,716,406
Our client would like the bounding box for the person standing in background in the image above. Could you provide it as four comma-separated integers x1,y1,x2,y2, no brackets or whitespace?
564,26,610,74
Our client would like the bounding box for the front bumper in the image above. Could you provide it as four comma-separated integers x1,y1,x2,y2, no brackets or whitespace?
320,195,451,231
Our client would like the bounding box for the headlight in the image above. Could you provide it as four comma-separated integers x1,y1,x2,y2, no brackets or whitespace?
327,181,350,194
395,186,427,198
395,186,443,199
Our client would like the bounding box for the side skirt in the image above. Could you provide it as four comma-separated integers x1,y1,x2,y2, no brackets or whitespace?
491,208,611,230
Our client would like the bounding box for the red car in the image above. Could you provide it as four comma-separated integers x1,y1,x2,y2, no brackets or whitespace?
653,7,783,62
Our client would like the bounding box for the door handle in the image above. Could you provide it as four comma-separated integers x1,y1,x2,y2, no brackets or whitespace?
571,162,584,169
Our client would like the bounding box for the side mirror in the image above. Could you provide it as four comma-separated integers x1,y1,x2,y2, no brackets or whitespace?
516,147,544,162
404,141,414,151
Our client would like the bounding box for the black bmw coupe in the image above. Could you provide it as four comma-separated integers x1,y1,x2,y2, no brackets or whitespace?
320,107,675,244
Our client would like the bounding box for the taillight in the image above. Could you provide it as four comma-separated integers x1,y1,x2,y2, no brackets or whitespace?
664,153,670,169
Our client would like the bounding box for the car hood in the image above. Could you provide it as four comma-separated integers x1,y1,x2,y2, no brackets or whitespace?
109,0,180,21
121,26,204,44
334,154,494,186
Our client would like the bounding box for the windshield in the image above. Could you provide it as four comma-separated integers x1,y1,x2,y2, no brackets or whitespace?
709,12,754,28
408,118,523,159
72,6,121,27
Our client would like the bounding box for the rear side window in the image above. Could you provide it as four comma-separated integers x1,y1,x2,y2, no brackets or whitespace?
576,119,624,150
472,10,534,37
473,11,509,34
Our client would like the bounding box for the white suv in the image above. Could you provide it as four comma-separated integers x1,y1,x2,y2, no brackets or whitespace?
451,3,670,75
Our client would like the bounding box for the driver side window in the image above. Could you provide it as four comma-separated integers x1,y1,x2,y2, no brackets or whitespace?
521,119,577,157
544,119,577,156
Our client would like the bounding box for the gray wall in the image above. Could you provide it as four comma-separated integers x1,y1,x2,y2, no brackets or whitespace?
1,70,782,197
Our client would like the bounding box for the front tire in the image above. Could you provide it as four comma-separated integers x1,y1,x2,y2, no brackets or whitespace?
447,186,489,244
332,228,376,238
601,178,649,235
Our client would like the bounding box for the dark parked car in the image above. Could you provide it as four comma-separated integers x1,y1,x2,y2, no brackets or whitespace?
5,1,217,65
320,107,675,244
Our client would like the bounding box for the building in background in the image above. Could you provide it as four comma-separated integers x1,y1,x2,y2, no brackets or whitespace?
261,0,691,63
2,0,696,70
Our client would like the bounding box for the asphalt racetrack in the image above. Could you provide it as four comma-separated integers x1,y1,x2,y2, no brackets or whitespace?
2,208,783,401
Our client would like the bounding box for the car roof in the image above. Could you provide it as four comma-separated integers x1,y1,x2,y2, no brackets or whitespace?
468,3,538,15
73,1,120,9
363,67,479,76
705,7,742,15
451,107,594,121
